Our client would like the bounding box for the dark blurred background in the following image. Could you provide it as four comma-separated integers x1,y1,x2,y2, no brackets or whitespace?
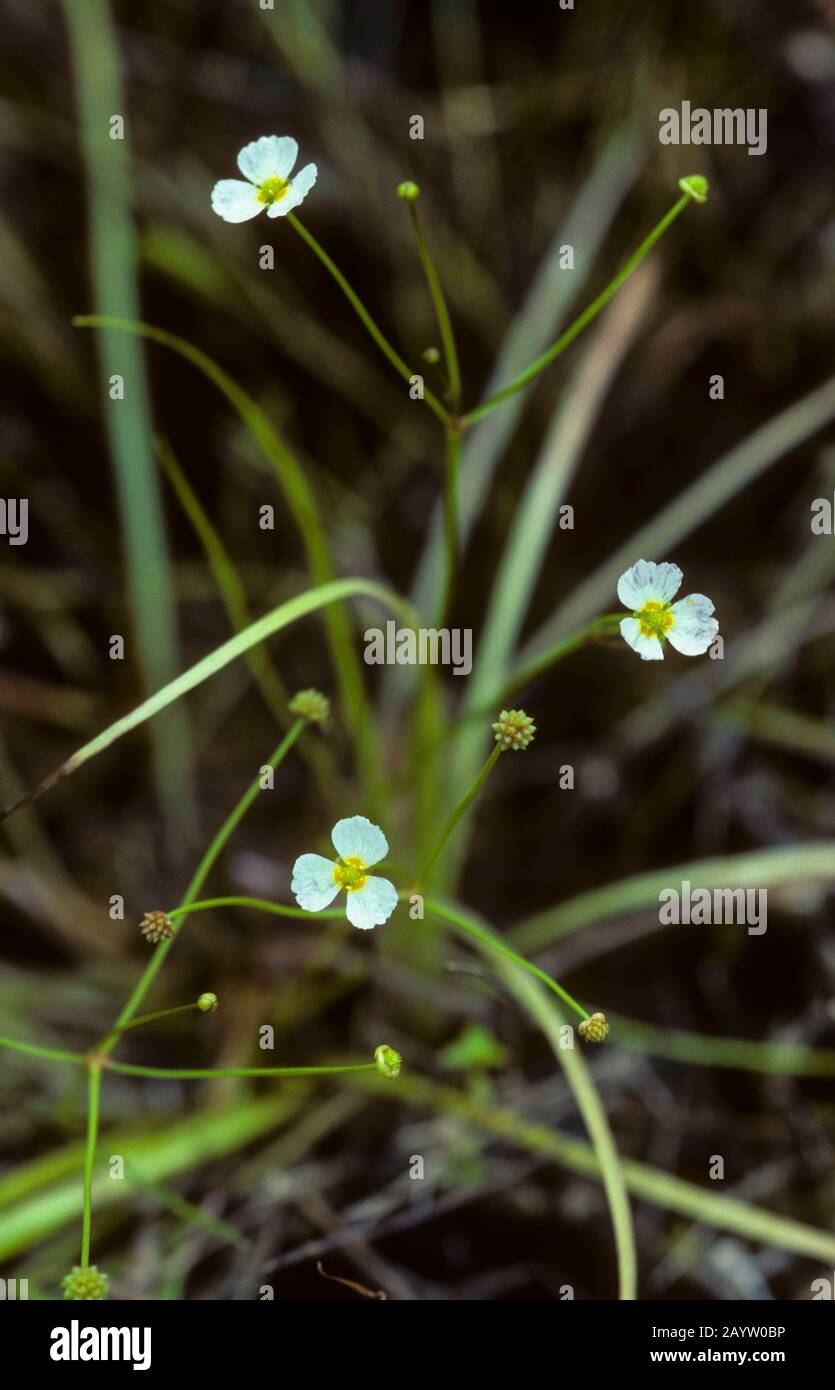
0,0,833,1300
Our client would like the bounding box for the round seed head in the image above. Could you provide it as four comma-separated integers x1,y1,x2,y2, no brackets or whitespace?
289,688,331,727
140,910,174,944
492,708,536,751
578,1012,609,1044
62,1266,109,1301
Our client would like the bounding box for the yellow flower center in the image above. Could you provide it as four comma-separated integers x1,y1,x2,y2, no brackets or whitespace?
636,599,674,639
256,175,290,205
333,856,368,893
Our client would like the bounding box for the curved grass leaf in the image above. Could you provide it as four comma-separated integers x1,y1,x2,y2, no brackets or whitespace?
1,579,415,823
353,1070,835,1266
72,314,383,807
63,2,196,831
511,841,835,954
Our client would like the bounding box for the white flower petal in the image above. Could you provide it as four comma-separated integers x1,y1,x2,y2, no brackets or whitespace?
290,853,338,911
237,135,298,184
267,162,318,216
345,876,398,930
331,815,388,866
211,179,263,223
668,594,719,655
617,560,682,610
620,616,664,661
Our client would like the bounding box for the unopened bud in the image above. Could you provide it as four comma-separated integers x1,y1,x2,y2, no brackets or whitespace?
374,1044,401,1079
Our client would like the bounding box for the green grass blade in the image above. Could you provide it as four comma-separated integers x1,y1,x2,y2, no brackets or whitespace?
1,579,415,822
444,273,655,881
62,0,196,832
0,1095,302,1261
352,1071,835,1265
609,1015,835,1077
511,841,835,954
73,315,384,808
409,124,642,623
156,435,342,805
434,898,636,1300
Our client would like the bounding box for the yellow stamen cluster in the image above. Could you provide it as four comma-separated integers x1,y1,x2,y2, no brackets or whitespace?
492,708,536,751
636,600,674,640
62,1266,109,1301
578,1012,609,1044
139,910,174,944
333,855,368,893
256,175,289,205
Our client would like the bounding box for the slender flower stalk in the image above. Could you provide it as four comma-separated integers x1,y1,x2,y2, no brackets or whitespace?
426,899,591,1024
0,1036,85,1065
439,422,462,623
287,212,449,425
80,1064,102,1268
462,180,707,426
398,183,463,619
167,895,346,922
105,1060,383,1080
103,999,216,1046
483,612,624,713
103,721,306,1051
399,183,461,407
421,742,503,885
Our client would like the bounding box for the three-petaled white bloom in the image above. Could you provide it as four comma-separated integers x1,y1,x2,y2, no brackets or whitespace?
211,135,317,223
291,816,398,930
617,560,718,661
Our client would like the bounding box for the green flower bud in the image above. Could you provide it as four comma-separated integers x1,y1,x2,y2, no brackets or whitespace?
139,910,174,944
289,688,331,727
397,181,420,201
374,1043,401,1079
678,174,709,204
578,1012,609,1044
61,1266,109,1300
197,992,219,1014
492,708,536,751
422,346,440,364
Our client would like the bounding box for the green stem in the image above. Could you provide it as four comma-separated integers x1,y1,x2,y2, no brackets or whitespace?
0,1036,85,1066
426,898,590,1022
463,193,693,425
488,613,623,711
421,743,503,885
80,1064,101,1267
106,1061,377,1080
104,722,305,1050
438,424,462,623
287,213,449,425
108,1001,206,1038
406,201,461,406
167,895,344,922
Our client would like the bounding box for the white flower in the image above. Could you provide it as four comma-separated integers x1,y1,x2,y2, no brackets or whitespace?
211,135,318,223
291,816,398,930
617,559,719,661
